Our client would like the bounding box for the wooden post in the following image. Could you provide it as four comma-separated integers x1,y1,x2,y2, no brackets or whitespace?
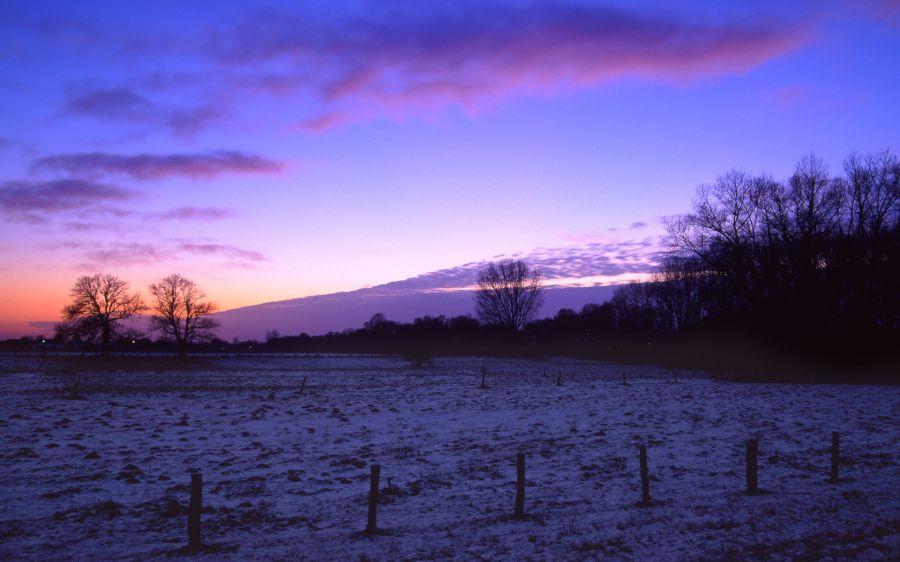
366,464,380,533
639,445,650,504
514,452,525,518
746,438,758,494
299,376,307,395
188,473,202,552
622,372,628,385
480,367,488,389
830,432,840,483
556,371,562,386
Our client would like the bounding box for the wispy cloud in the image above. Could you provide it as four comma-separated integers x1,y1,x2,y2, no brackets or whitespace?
64,88,151,120
0,178,135,222
62,206,234,232
32,151,283,181
63,88,222,136
204,2,813,130
84,243,165,266
175,242,266,263
154,206,235,220
76,239,268,269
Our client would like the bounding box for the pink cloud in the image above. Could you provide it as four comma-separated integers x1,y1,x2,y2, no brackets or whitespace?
209,2,814,130
32,151,284,181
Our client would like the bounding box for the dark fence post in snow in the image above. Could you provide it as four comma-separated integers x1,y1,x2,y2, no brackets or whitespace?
515,452,526,518
480,367,488,389
830,432,840,483
299,376,308,395
188,473,202,552
556,371,563,386
639,445,650,504
366,464,381,534
746,438,759,494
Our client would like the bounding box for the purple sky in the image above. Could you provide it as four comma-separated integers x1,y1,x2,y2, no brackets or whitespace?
1,0,899,337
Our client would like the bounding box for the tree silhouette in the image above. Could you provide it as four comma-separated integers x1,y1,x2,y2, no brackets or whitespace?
617,148,898,348
474,259,544,331
148,274,219,356
56,273,146,356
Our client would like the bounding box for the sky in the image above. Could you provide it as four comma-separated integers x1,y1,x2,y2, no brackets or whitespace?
1,0,899,338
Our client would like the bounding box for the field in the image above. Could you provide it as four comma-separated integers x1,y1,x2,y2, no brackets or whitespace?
0,354,897,560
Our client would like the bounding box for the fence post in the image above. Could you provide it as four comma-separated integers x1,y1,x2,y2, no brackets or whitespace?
556,371,563,386
515,452,526,518
188,473,202,552
366,464,381,534
746,438,758,494
299,376,308,395
830,432,840,483
480,367,488,389
639,445,650,504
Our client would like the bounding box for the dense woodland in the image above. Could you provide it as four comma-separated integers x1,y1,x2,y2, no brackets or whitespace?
4,150,897,381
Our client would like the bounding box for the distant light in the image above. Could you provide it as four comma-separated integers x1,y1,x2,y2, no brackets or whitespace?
41,339,46,344
131,340,136,344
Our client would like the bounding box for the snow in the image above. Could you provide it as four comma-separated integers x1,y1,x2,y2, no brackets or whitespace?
0,355,897,560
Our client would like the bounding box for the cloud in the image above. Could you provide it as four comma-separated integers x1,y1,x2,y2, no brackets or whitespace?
206,1,813,130
175,242,266,262
154,207,235,220
32,151,284,181
60,206,234,232
64,221,112,232
64,88,152,120
374,237,664,294
0,178,134,221
84,243,165,266
78,239,268,268
29,2,817,134
63,88,221,136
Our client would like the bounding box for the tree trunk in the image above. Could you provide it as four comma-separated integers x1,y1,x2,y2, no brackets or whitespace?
101,326,111,357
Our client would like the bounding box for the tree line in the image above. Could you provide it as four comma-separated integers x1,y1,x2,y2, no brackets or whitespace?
611,150,898,363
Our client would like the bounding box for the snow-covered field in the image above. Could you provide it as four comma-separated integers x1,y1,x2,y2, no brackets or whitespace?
1,354,897,560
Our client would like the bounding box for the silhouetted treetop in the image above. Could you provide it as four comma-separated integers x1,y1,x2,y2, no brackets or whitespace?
475,259,544,332
55,273,146,355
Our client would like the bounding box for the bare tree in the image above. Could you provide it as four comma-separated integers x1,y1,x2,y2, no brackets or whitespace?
843,149,900,239
56,274,146,356
148,274,219,356
474,259,544,331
